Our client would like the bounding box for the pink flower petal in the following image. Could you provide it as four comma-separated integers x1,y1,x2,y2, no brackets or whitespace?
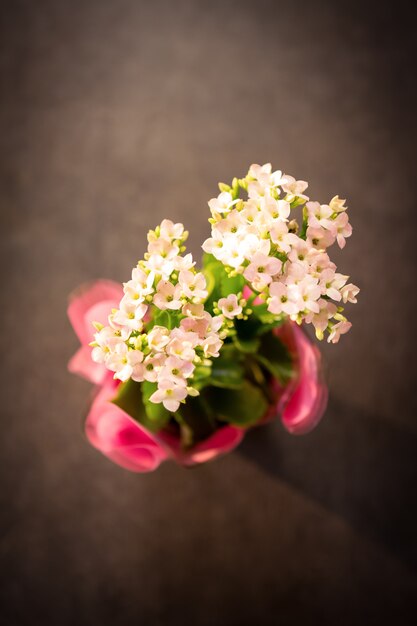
85,381,168,473
67,280,123,345
184,426,244,465
279,323,328,435
158,425,244,466
242,285,263,305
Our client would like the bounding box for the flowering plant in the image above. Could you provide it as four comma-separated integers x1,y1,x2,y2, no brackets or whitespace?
68,164,358,472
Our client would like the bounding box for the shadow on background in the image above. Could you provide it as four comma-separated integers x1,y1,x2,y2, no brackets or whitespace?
239,396,417,572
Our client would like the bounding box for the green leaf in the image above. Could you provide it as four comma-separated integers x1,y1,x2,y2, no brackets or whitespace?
202,252,219,268
204,380,268,426
153,310,172,329
245,302,286,334
209,348,244,389
111,379,169,433
191,347,245,391
111,379,145,422
220,272,245,297
150,309,183,331
251,305,286,332
255,332,294,384
192,365,212,391
175,394,217,449
193,365,212,381
255,320,286,336
141,380,172,427
202,254,245,307
232,334,260,354
202,263,219,299
202,258,228,312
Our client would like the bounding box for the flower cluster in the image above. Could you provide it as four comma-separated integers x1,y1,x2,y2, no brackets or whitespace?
89,164,358,415
91,220,228,412
203,163,359,342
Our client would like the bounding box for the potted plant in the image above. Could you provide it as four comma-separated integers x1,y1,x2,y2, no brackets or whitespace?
68,163,358,472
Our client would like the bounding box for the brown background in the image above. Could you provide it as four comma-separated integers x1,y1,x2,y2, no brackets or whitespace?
1,1,416,624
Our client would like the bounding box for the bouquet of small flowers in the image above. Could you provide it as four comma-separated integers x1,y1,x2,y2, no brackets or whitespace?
68,164,359,472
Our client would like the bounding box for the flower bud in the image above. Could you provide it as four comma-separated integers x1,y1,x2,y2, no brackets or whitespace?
288,219,299,233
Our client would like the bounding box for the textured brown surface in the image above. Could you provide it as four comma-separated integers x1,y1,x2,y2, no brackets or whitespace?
1,1,416,624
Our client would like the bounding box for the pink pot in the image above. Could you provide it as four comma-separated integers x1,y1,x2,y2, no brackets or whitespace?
68,281,328,472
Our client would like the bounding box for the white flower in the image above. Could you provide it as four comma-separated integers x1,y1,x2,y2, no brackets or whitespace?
243,253,282,290
329,195,347,213
166,329,199,361
202,230,225,258
270,169,288,188
215,210,246,235
240,233,270,259
172,253,195,271
107,344,144,382
153,280,182,310
123,268,155,304
333,212,352,249
161,356,195,385
240,200,261,225
281,175,309,200
341,283,360,304
208,191,236,216
180,315,209,336
308,252,335,279
306,201,334,232
249,163,288,189
218,294,242,319
249,163,273,184
148,237,180,260
91,327,123,364
122,280,146,304
201,333,223,358
145,253,175,279
307,225,336,250
112,297,148,331
270,221,299,253
260,196,290,222
208,233,244,269
296,276,321,314
181,302,206,318
287,240,313,268
147,325,170,351
284,261,307,284
159,219,185,241
320,270,348,301
207,314,224,333
131,267,155,294
267,281,300,316
247,180,267,199
181,310,223,338
305,298,337,339
327,320,352,344
149,378,188,412
91,345,107,364
142,353,166,382
178,270,208,300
